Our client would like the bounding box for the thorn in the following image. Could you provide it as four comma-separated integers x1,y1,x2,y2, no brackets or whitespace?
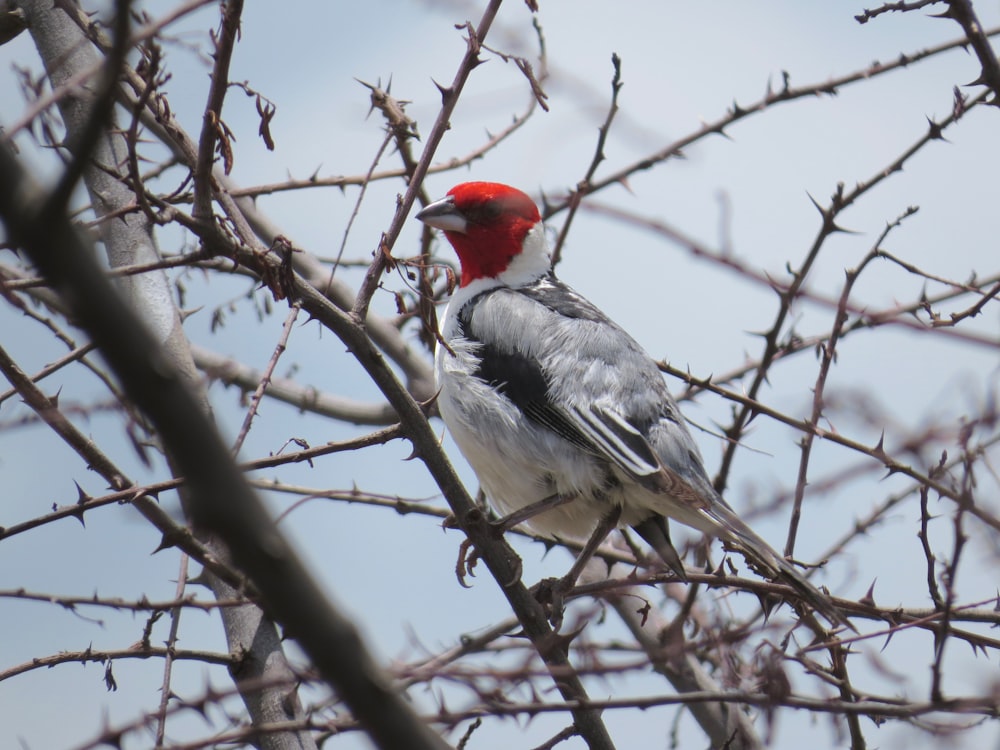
603,551,615,577
71,481,90,527
754,589,776,620
152,528,184,554
926,116,945,141
928,7,958,20
186,571,210,588
880,627,896,653
75,481,91,504
882,464,901,478
179,305,204,322
432,78,452,104
553,622,587,648
873,430,887,460
804,191,825,217
859,578,877,607
355,78,378,119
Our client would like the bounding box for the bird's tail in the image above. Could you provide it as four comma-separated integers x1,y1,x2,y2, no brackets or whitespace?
707,501,850,631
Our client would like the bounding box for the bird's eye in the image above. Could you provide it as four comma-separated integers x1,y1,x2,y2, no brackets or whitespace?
476,200,503,223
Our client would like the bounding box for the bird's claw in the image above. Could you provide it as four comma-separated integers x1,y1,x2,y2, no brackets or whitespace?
455,536,523,588
455,538,480,588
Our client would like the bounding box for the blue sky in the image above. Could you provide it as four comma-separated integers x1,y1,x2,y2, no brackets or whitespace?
2,2,999,748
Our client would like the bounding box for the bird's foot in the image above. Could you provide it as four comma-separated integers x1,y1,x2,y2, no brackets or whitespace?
454,535,524,588
528,507,623,628
530,575,574,630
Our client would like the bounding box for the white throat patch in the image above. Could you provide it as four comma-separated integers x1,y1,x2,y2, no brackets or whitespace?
498,222,551,288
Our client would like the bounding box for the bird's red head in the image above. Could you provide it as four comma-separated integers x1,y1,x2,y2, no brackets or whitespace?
417,182,542,287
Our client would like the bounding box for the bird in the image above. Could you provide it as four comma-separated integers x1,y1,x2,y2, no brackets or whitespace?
416,181,846,629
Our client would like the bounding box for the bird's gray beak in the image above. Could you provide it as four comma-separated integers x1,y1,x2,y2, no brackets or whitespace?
415,195,468,234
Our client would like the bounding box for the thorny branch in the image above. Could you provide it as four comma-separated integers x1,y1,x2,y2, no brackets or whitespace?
191,0,242,219
942,0,1000,102
714,86,989,496
350,2,507,321
785,207,921,558
550,52,623,265
230,301,301,455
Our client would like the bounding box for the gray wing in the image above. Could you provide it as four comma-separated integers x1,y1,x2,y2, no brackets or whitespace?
458,275,715,505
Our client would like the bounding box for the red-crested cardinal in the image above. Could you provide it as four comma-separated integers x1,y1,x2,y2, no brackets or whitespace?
417,181,845,628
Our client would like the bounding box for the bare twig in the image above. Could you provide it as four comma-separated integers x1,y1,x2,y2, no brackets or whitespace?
550,52,623,265
230,301,300,454
0,644,235,683
855,1,944,24
154,554,190,747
